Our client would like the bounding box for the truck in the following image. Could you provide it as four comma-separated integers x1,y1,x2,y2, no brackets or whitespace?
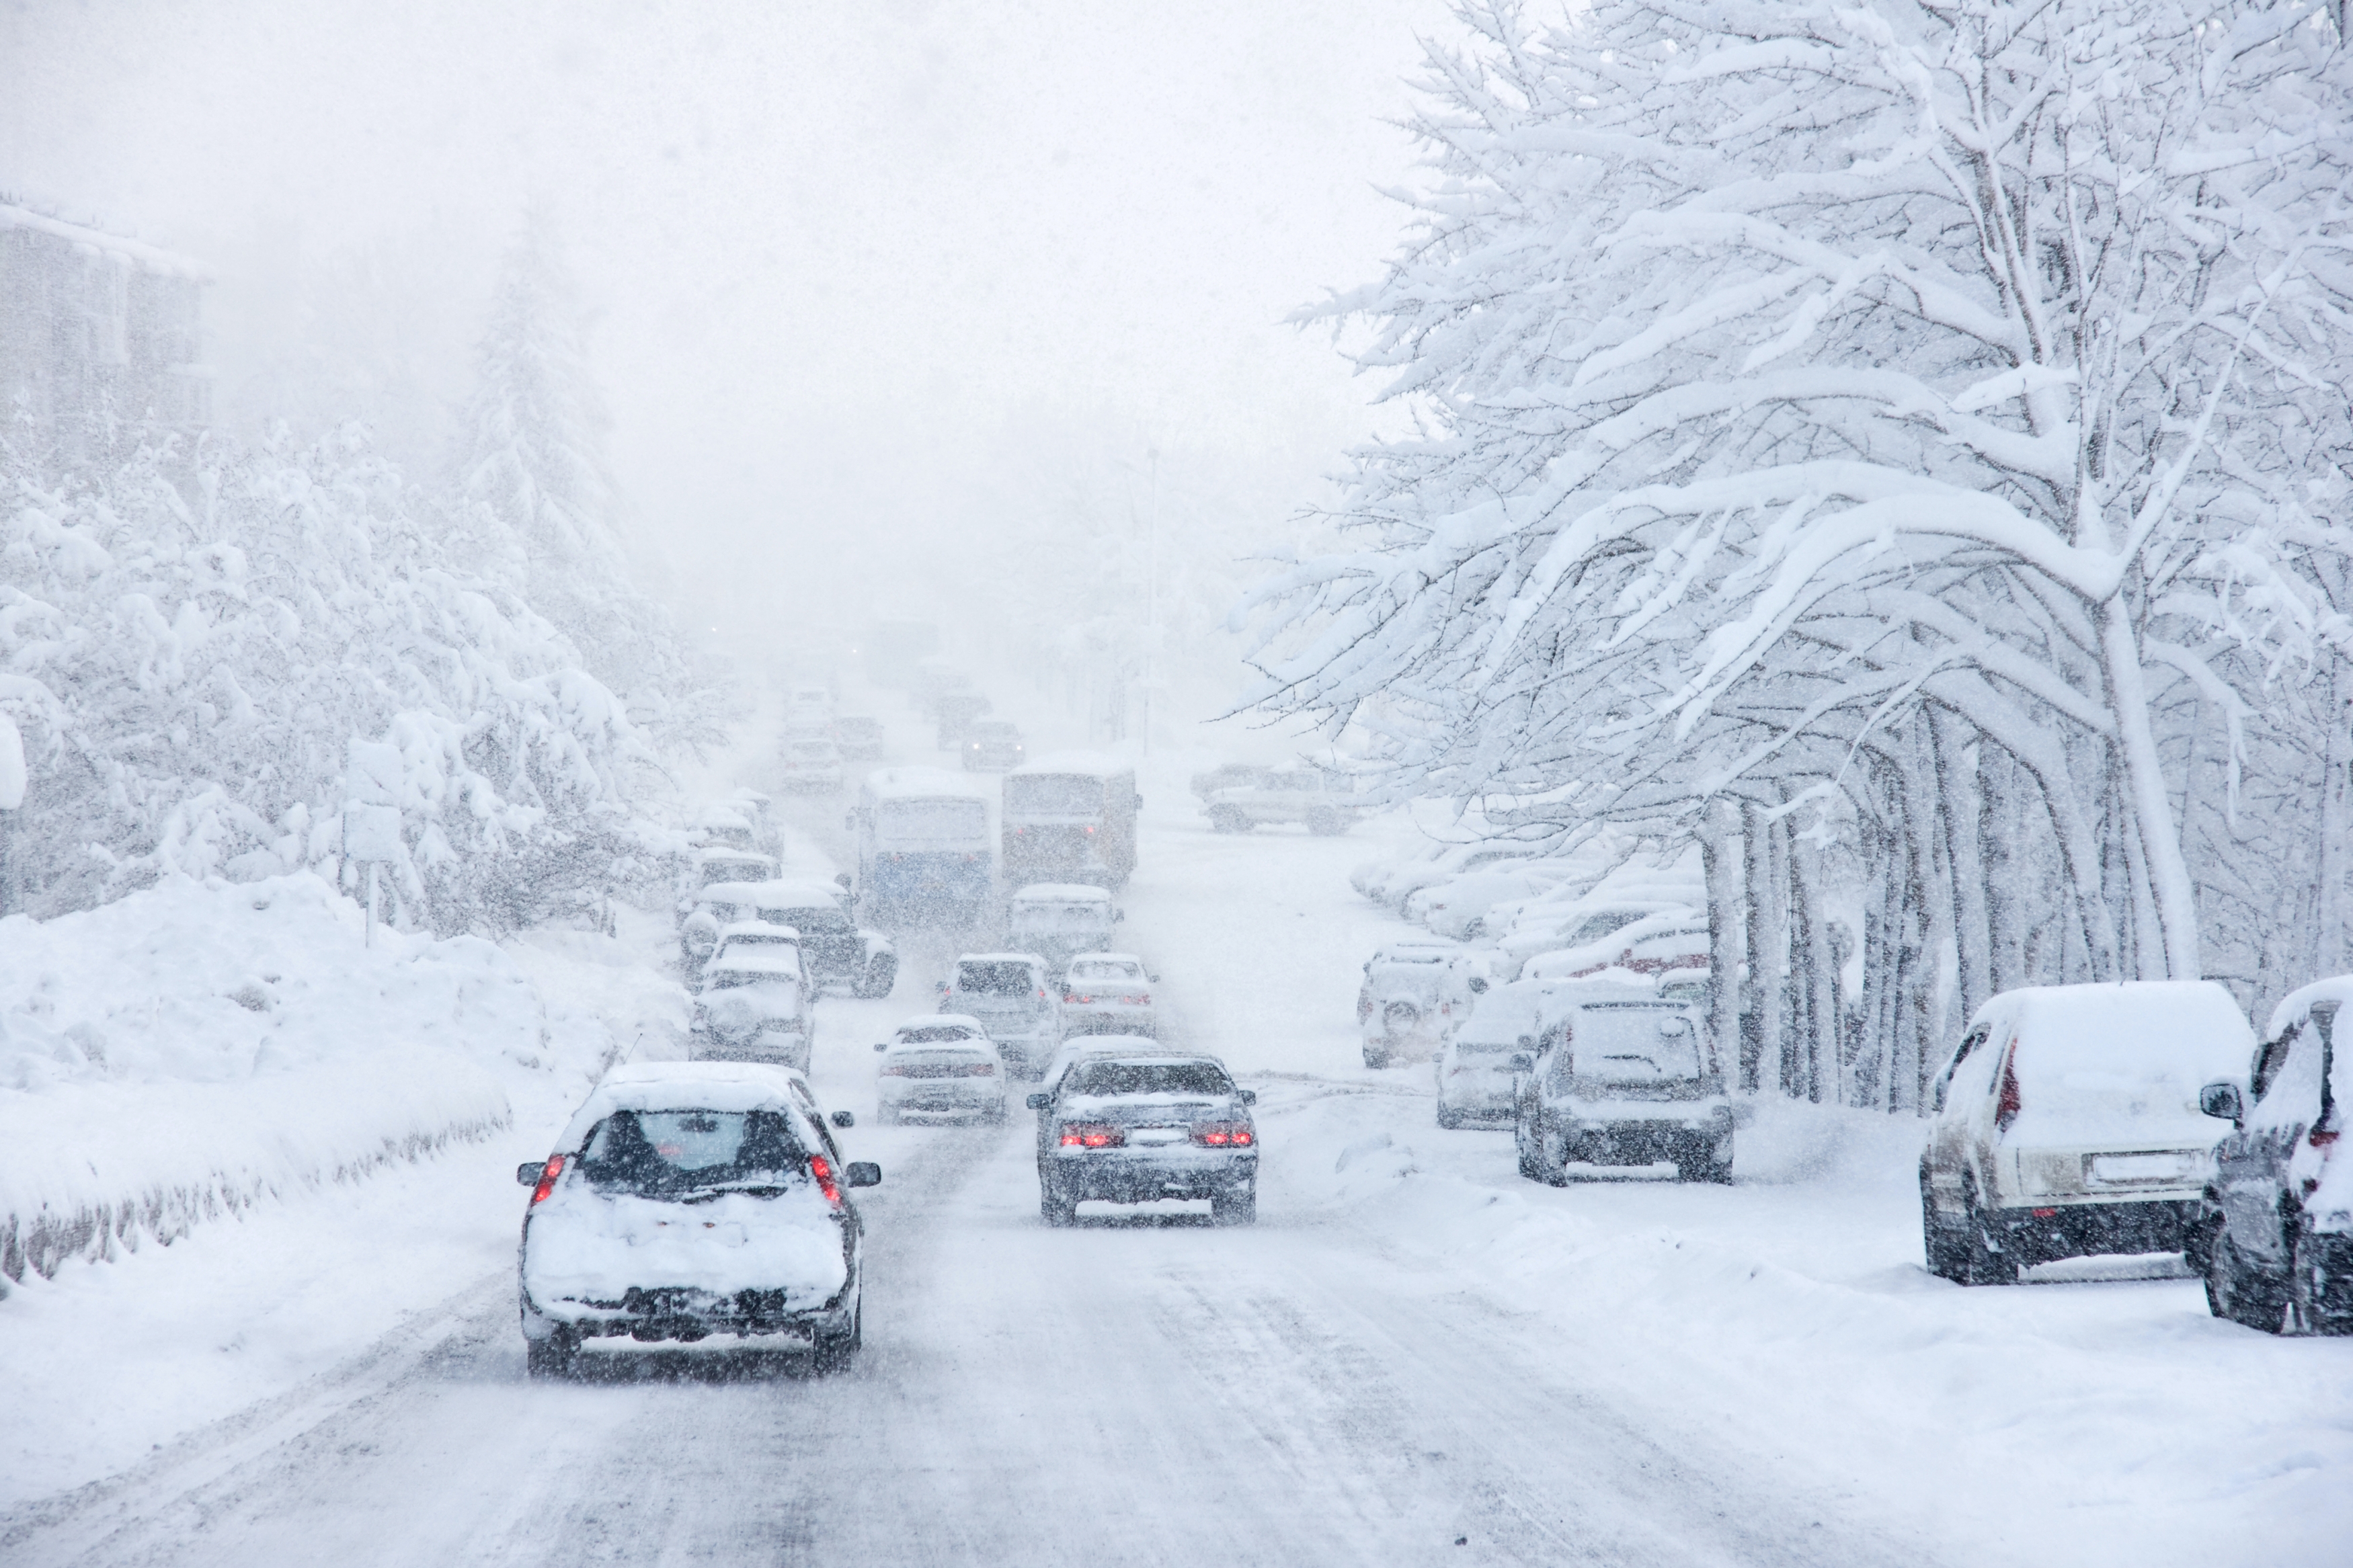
1002,753,1140,891
850,768,996,930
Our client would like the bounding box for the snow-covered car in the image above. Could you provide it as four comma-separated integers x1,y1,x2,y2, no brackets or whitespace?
834,714,885,761
1191,761,1275,802
1059,952,1158,1038
1358,841,1529,910
873,1016,1006,1124
692,845,776,891
1521,913,1712,984
1511,981,1732,1184
1494,898,1700,981
1407,862,1575,940
939,952,1060,1077
1357,940,1490,1068
1203,761,1369,836
703,922,808,1002
516,1061,877,1376
2196,976,2352,1333
779,735,845,792
696,803,761,854
1026,1051,1259,1226
691,952,813,1070
961,719,1025,771
1920,981,2254,1286
1005,882,1120,979
1436,978,1586,1128
751,878,897,999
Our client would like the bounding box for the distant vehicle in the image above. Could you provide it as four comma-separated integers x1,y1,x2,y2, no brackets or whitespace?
747,877,896,999
1359,940,1490,1068
680,877,846,976
864,619,942,690
1203,761,1368,835
1436,978,1587,1128
1060,952,1158,1038
516,1061,876,1376
1408,862,1577,941
962,719,1026,771
873,1017,1006,1124
1495,899,1702,981
834,714,886,761
692,846,776,891
1356,840,1531,910
850,768,994,930
939,952,1060,1077
690,950,813,1071
1005,882,1121,979
934,690,992,750
910,656,968,714
1510,981,1732,1184
1520,913,1712,985
779,735,845,792
704,921,809,1004
1003,753,1140,889
786,682,834,718
1026,1051,1259,1226
696,804,761,854
1921,981,2253,1286
1190,761,1275,801
2197,977,2352,1333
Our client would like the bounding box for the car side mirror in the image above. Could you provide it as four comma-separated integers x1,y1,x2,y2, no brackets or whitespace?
1149,973,1161,984
1025,1092,1052,1110
1508,1053,1534,1073
1517,1034,1535,1048
836,872,852,890
844,1161,882,1188
1238,1089,1257,1106
1469,977,1488,993
2199,1081,2244,1125
516,1161,546,1188
831,1110,855,1128
873,1041,889,1053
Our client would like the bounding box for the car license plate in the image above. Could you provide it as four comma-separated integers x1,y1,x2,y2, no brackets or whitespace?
1129,1127,1185,1146
2088,1151,2194,1185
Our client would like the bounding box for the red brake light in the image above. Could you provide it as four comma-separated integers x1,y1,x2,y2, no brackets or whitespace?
1193,1123,1255,1147
810,1155,842,1206
1059,1123,1125,1148
1995,1044,2022,1132
530,1154,566,1205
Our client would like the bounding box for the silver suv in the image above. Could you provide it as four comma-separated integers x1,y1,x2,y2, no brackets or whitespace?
939,952,1060,1076
1026,1052,1259,1226
1510,983,1730,1184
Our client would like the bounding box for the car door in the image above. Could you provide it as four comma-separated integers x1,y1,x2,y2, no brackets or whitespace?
1923,1024,1991,1214
2217,1021,2312,1265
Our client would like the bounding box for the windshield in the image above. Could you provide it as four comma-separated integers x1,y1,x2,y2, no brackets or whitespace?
577,1108,807,1196
1553,1005,1704,1087
957,961,1039,996
772,905,851,934
877,798,988,845
1064,1061,1233,1098
1011,901,1110,930
1006,775,1105,815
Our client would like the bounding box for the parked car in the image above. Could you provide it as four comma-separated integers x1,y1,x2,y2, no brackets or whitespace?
1495,898,1701,981
692,846,777,891
1436,978,1585,1128
1191,761,1275,802
1521,913,1712,984
834,714,886,760
1511,981,1731,1183
749,877,897,999
691,951,813,1071
2194,976,2352,1333
1407,862,1577,941
780,735,846,792
1920,981,2254,1286
516,1061,877,1376
1026,1050,1259,1225
1203,761,1369,835
962,719,1026,771
1005,882,1121,979
1060,952,1158,1038
873,1017,1007,1124
939,952,1060,1076
1357,840,1530,910
1359,940,1490,1067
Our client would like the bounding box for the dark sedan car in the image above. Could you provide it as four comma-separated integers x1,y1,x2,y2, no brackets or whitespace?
1027,1052,1258,1226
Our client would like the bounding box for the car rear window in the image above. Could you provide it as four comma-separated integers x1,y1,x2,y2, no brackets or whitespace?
898,1025,983,1044
957,961,1039,995
1065,1061,1232,1098
1555,1005,1702,1086
577,1109,808,1195
1068,960,1142,982
707,964,795,989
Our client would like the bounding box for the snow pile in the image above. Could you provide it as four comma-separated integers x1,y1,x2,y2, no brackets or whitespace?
0,872,553,1284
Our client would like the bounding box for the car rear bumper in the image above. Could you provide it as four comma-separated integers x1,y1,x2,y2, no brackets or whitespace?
1992,1198,2199,1265
688,1030,809,1068
1564,1118,1730,1166
1062,1007,1156,1035
881,1082,1003,1115
522,1280,855,1346
1046,1147,1256,1202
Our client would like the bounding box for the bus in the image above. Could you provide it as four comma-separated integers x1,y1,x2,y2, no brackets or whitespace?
1002,753,1140,891
851,768,994,929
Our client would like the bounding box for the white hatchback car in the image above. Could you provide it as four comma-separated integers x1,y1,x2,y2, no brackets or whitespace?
516,1061,877,1376
1060,952,1158,1038
874,1016,1007,1123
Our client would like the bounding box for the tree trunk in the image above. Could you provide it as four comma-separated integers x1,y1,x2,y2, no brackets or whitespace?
2100,593,2201,977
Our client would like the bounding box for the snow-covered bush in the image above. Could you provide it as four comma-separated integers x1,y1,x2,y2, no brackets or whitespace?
1248,1,2353,1103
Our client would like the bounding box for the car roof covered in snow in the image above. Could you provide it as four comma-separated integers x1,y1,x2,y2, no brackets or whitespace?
749,879,847,908
705,950,803,977
955,951,1048,967
1010,882,1113,903
694,845,774,868
1547,973,1678,1005
1066,952,1145,967
2268,974,2353,1039
862,767,992,802
715,921,800,941
886,1017,996,1050
691,878,835,909
1008,751,1132,779
556,1062,817,1150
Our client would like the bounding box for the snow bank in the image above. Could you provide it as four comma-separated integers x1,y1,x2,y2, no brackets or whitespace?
0,873,547,1284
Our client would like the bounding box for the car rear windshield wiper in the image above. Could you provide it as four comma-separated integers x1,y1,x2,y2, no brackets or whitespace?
676,1179,796,1202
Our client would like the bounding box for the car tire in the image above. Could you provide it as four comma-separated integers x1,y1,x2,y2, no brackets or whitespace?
1959,1188,2018,1286
525,1328,577,1379
1921,1178,1968,1281
1674,1144,1729,1184
1041,1182,1077,1227
1540,1122,1572,1186
1436,1102,1464,1130
1212,1186,1258,1226
2288,1225,2351,1335
2206,1227,2288,1331
813,1300,863,1373
1363,1045,1390,1069
1209,806,1251,834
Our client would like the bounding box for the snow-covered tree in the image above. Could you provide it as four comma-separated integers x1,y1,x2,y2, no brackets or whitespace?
1247,0,2353,1104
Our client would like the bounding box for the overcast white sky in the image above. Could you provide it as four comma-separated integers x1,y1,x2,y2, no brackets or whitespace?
2,0,1447,649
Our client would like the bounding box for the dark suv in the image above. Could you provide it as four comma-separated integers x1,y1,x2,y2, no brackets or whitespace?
2194,983,2352,1333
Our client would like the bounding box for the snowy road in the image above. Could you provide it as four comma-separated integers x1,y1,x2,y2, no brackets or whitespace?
7,1104,1919,1568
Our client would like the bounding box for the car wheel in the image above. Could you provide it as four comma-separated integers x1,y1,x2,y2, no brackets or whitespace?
1209,806,1251,833
1921,1177,1968,1281
1041,1182,1077,1227
1540,1122,1571,1186
1436,1102,1464,1130
2288,1225,2351,1335
1959,1188,2017,1286
1212,1186,1258,1226
813,1299,863,1372
2206,1227,2288,1331
525,1328,577,1379
1363,1045,1390,1069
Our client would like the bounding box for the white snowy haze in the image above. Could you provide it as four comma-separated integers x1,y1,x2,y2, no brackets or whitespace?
0,0,1440,700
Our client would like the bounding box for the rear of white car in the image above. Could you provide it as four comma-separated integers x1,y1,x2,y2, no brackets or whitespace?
875,1020,1007,1123
1060,953,1157,1037
691,953,811,1071
516,1063,877,1374
941,954,1060,1076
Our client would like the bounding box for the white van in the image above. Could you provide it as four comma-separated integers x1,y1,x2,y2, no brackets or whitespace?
1920,981,2254,1284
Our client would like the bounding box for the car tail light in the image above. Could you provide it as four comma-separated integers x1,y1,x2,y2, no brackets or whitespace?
1060,1122,1125,1148
879,1064,909,1076
961,1061,996,1077
1066,993,1091,1004
1996,1045,2022,1132
1127,993,1149,1006
530,1155,566,1205
2313,1128,2341,1147
1193,1122,1255,1147
809,1155,843,1206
